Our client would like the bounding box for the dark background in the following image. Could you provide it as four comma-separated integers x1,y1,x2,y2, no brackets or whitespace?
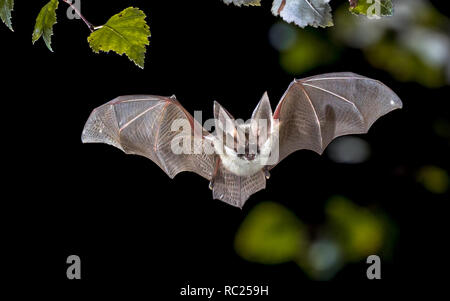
3,0,449,296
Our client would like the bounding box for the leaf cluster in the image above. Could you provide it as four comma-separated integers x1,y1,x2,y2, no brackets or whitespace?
1,0,151,68
223,0,394,28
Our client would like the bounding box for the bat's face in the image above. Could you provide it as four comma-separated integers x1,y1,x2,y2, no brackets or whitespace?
212,123,275,177
218,123,262,162
212,93,276,176
235,125,259,161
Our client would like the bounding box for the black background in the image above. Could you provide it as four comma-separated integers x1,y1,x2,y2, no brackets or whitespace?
3,0,449,296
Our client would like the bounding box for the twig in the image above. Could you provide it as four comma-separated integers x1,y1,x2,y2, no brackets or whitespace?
62,0,95,32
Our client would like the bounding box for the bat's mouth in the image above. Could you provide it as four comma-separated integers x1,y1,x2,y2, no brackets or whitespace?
238,153,257,161
245,154,256,160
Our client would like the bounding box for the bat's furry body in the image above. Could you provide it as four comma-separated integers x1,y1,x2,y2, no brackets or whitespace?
82,73,402,208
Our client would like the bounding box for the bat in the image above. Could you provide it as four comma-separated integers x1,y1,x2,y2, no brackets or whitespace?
82,72,402,208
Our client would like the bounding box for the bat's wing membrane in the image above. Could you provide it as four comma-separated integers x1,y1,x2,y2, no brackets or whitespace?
273,72,402,165
82,95,215,180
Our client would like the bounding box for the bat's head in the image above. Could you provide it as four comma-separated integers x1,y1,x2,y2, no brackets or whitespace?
211,93,275,175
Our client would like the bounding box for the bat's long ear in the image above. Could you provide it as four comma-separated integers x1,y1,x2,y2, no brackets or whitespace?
251,92,273,139
214,101,236,140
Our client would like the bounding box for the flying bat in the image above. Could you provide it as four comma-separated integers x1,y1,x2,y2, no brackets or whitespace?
82,72,402,208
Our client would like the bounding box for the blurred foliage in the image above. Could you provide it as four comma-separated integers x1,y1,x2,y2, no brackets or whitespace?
235,197,395,280
326,196,385,261
224,0,394,28
234,202,307,264
302,237,342,280
261,0,449,280
335,0,450,87
269,23,339,74
364,40,444,87
417,166,449,194
270,0,450,87
279,29,339,74
433,119,450,140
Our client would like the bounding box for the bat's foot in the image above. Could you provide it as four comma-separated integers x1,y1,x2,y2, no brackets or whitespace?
209,180,214,190
264,168,270,180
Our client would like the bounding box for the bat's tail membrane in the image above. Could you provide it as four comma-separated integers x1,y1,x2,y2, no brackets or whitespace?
212,168,266,208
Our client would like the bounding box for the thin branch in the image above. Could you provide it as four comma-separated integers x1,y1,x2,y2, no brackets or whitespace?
62,0,95,32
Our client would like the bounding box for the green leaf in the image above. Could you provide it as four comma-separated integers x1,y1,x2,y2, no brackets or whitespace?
88,7,151,69
0,0,14,31
349,0,393,18
32,0,59,52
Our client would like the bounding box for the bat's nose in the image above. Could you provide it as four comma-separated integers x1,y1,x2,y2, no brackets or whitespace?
246,154,256,160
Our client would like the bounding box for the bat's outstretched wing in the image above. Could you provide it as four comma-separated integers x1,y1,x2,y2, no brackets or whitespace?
273,72,402,165
82,95,215,180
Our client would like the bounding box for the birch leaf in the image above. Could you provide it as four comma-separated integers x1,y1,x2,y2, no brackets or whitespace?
87,7,151,69
0,0,14,31
272,0,333,28
32,0,59,51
